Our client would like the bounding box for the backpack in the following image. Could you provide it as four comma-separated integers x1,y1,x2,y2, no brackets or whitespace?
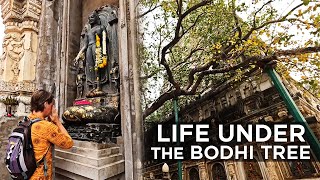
4,117,48,180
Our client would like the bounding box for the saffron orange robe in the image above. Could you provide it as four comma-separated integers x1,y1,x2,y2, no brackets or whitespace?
29,114,73,180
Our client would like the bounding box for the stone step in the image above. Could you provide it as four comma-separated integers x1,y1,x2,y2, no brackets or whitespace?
55,168,90,180
55,149,123,167
56,146,120,159
55,156,124,180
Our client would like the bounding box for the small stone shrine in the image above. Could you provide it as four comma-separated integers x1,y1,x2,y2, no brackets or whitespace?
62,6,121,144
54,5,125,180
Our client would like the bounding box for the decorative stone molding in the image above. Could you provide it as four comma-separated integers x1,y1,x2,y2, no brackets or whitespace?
5,20,40,33
0,0,41,24
0,80,36,92
16,95,31,105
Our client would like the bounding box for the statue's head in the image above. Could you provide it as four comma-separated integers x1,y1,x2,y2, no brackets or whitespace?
89,11,100,25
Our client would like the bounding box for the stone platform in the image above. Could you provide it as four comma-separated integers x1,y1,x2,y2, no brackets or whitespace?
55,140,124,180
66,123,121,143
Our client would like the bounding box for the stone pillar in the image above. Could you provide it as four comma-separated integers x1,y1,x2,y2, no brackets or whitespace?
162,163,170,180
265,159,281,179
0,0,42,116
225,160,237,180
198,162,208,180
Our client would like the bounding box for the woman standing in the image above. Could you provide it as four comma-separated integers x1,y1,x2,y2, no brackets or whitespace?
28,90,73,180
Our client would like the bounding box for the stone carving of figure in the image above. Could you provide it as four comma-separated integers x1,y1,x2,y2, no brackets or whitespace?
75,11,108,94
76,53,85,99
110,65,119,93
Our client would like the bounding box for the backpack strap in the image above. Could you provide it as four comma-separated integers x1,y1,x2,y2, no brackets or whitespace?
22,172,28,179
30,118,42,124
36,145,51,177
22,116,41,125
36,146,50,166
27,116,50,176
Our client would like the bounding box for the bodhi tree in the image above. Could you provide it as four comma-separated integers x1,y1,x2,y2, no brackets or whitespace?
139,0,320,120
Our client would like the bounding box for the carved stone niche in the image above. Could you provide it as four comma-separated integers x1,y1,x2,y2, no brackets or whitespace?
62,6,120,143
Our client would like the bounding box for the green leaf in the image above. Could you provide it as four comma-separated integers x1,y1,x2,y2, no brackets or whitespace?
303,0,310,5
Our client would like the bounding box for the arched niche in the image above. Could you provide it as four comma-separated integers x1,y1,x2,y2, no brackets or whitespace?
211,163,227,180
243,159,263,179
188,167,200,180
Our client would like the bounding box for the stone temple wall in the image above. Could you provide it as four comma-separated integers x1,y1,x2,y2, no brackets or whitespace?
0,0,42,116
35,0,82,115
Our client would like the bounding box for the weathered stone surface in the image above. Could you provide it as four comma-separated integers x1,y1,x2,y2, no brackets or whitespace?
35,0,58,92
59,145,120,159
55,157,124,180
55,140,124,180
55,149,123,167
66,123,121,143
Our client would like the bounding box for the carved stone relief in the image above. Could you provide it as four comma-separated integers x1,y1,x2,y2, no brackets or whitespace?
0,0,41,103
265,160,280,180
0,0,41,116
226,161,237,180
0,33,24,82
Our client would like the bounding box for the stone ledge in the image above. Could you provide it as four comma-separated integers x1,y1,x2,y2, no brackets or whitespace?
72,140,118,149
56,145,120,159
55,156,124,180
55,149,123,167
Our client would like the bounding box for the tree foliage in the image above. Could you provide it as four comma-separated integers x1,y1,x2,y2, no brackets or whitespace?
138,0,320,121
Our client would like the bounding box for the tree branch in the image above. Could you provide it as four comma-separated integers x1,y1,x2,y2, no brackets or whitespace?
160,0,212,89
172,48,204,69
185,60,218,90
255,3,303,30
143,90,179,119
181,12,205,37
225,3,303,55
232,0,242,39
277,46,320,56
140,69,161,80
253,0,273,28
138,5,160,18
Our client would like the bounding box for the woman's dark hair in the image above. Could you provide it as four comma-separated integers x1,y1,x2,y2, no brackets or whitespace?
30,90,54,112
